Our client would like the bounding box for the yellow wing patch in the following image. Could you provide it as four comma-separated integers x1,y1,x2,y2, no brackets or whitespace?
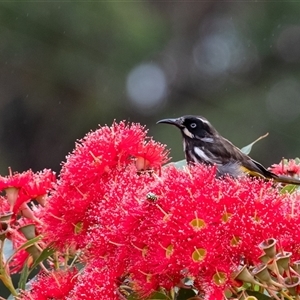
240,166,266,179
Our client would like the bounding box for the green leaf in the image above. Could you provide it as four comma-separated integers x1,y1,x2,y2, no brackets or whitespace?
30,243,56,271
176,287,197,300
164,159,187,170
246,290,273,299
128,291,170,300
14,236,42,252
280,184,298,194
5,235,43,266
240,133,269,155
146,291,170,299
127,294,139,300
18,257,31,290
17,243,55,290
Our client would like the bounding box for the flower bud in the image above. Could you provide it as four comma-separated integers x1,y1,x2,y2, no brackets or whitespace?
259,238,277,258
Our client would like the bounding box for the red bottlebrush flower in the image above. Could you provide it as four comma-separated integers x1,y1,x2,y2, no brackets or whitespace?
0,170,33,207
278,192,300,260
0,169,56,220
0,196,10,214
85,167,155,256
20,268,78,300
42,121,168,250
270,158,300,177
135,139,169,171
200,285,225,300
23,169,56,202
9,249,31,274
127,164,293,297
0,169,33,191
65,170,148,298
42,182,93,249
60,121,168,188
13,169,56,215
67,257,125,300
44,164,155,251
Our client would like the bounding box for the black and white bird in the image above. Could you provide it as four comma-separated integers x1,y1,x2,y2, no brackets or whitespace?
157,115,300,185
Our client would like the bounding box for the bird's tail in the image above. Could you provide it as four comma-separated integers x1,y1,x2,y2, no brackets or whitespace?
274,175,300,185
237,164,300,185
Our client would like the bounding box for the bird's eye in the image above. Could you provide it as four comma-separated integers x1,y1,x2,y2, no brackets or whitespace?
190,123,197,129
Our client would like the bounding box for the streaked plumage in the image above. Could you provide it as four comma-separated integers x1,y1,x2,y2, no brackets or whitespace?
157,115,300,185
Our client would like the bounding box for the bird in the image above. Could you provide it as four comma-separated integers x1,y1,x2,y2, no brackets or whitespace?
157,115,300,185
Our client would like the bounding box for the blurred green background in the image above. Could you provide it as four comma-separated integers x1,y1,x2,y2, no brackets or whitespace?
1,2,300,175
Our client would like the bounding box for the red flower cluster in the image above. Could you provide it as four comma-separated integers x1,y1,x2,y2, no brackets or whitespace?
42,122,168,251
0,169,56,273
270,158,300,177
0,169,55,218
67,257,126,300
125,165,295,297
13,121,300,299
60,121,168,186
20,269,78,300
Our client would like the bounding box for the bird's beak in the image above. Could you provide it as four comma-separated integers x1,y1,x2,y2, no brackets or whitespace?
156,118,184,128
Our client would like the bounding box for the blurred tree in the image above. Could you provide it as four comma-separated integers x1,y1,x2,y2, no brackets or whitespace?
0,2,300,175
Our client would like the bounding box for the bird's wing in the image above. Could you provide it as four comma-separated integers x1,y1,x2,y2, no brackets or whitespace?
241,158,277,179
202,134,273,178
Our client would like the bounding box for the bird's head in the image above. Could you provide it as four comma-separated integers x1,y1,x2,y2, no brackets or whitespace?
157,115,217,139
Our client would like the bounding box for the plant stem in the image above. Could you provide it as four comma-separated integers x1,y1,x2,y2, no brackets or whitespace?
0,239,18,296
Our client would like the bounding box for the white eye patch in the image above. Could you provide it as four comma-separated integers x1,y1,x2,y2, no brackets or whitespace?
190,123,197,128
183,127,194,138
